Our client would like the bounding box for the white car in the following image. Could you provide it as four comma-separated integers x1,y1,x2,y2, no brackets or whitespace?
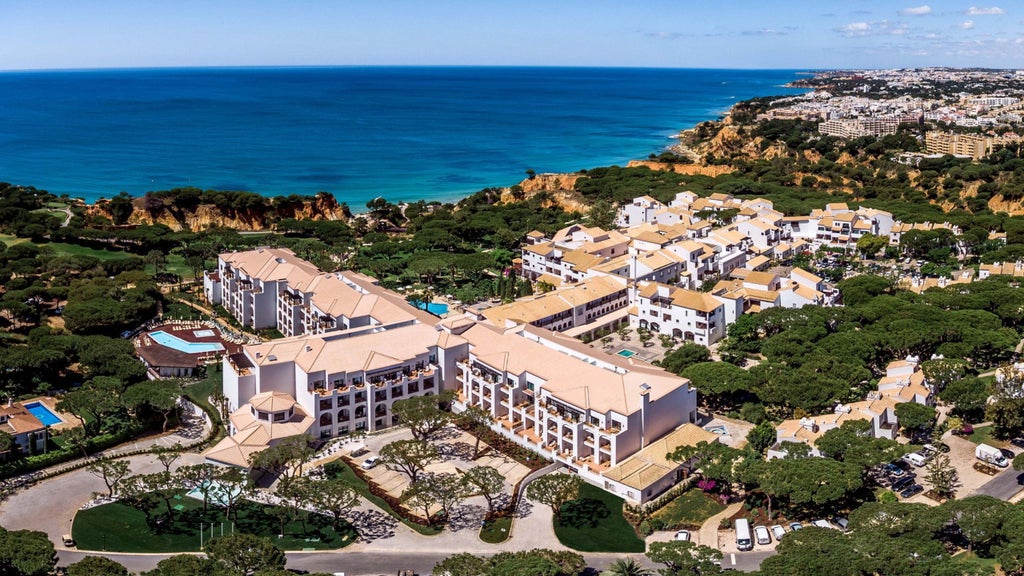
674,530,691,541
811,519,833,529
754,525,772,545
360,455,380,470
770,525,786,540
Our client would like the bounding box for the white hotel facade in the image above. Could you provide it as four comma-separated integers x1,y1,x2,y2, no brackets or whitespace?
204,248,701,503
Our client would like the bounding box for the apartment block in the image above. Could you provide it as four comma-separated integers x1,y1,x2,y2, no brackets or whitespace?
479,276,628,338
631,282,726,346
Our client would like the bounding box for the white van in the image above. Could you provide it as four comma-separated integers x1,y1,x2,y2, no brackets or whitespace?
903,452,927,468
735,518,753,551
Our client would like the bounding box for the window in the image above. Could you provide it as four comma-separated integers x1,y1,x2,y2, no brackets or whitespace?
273,412,285,422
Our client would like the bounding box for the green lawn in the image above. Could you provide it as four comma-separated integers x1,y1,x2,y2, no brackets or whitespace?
553,483,645,553
184,369,224,425
479,515,512,544
969,425,1007,448
651,489,728,530
949,551,998,575
72,490,356,553
324,459,441,536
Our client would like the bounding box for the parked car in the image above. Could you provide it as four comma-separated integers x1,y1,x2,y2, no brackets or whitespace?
360,456,380,470
1011,437,1024,450
754,525,772,545
833,517,850,531
891,477,915,492
770,525,786,540
674,530,691,541
900,484,924,499
883,463,905,478
902,452,927,467
811,519,833,529
788,522,803,531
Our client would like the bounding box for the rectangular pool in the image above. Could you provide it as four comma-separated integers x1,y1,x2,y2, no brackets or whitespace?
149,330,225,354
617,349,636,358
24,402,63,426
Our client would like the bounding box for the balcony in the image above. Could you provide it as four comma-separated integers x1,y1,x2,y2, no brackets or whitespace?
280,291,303,306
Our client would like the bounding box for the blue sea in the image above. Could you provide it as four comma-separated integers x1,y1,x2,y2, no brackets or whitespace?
0,67,807,205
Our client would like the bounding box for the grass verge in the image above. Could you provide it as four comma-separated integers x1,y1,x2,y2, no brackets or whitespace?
479,515,512,543
72,490,356,552
651,489,728,530
554,483,645,553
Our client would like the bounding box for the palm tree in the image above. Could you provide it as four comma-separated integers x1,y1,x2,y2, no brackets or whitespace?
605,557,653,576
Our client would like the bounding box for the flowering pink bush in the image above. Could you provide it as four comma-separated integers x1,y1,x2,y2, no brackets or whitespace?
698,479,717,492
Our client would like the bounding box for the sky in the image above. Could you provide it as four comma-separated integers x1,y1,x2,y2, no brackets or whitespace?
2,0,1023,71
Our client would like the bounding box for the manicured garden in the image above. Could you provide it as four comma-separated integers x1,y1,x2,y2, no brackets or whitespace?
72,490,356,552
554,483,645,553
650,488,727,530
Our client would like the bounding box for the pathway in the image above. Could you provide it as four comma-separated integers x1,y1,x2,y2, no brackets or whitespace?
698,500,742,550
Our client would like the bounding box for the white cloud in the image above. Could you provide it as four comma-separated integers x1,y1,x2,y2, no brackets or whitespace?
899,5,932,16
838,21,871,36
960,20,975,29
966,6,1004,15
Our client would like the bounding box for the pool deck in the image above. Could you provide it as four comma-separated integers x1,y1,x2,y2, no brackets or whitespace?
21,396,77,431
135,324,242,370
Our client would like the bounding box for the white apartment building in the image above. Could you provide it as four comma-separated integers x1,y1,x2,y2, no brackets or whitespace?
479,276,628,337
204,248,321,329
448,318,698,503
632,282,727,346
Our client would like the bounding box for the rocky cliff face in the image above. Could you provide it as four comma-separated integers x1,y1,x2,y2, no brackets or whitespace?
499,173,590,213
89,193,349,231
626,160,734,177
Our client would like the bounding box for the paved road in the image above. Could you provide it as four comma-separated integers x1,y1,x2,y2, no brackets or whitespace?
57,549,773,575
971,466,1024,500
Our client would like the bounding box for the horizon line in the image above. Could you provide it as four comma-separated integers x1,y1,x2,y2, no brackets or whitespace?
0,63,836,74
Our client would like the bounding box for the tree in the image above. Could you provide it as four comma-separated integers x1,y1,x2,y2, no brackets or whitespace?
757,457,863,515
457,405,493,459
895,402,937,439
124,380,181,433
378,439,438,484
646,541,723,576
177,463,218,511
247,436,314,483
432,553,488,576
391,393,453,441
142,554,220,576
1014,452,1024,471
987,369,1024,438
214,466,253,522
67,556,129,576
205,534,286,576
489,551,561,576
527,473,581,524
660,343,711,375
745,421,776,455
87,459,132,498
605,557,653,576
145,250,167,275
461,465,505,515
403,473,465,526
138,472,178,521
587,199,617,231
637,327,654,348
0,527,57,576
62,426,89,458
855,233,888,258
617,326,632,341
151,443,184,473
286,477,359,530
923,453,960,499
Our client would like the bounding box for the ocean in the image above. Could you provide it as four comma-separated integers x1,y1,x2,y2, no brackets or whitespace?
0,67,807,205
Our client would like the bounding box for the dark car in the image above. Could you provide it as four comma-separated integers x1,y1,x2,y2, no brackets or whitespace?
890,459,912,472
892,477,915,492
884,463,905,478
900,484,924,499
1012,438,1024,450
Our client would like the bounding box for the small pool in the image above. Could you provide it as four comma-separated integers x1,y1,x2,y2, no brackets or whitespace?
617,349,636,358
186,480,243,507
149,330,225,354
24,402,63,426
411,300,449,316
704,425,728,436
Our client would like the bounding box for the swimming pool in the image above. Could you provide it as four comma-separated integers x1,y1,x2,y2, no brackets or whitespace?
149,330,225,354
617,349,636,358
24,402,63,426
411,300,449,316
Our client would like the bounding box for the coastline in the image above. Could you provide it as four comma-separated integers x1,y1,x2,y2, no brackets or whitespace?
0,67,809,207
